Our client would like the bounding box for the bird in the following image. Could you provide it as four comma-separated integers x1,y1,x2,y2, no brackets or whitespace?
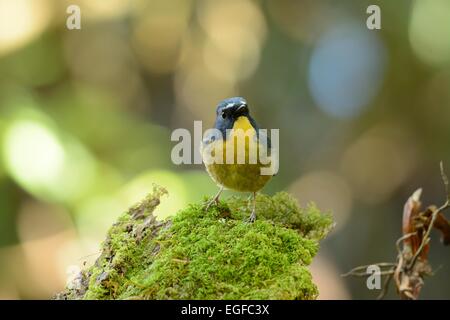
200,97,275,222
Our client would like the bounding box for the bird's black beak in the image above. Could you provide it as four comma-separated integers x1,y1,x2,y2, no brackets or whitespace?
234,104,248,117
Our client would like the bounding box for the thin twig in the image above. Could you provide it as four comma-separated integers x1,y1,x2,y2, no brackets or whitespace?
377,269,394,300
408,162,450,270
441,161,449,198
396,232,416,256
342,270,395,277
341,263,397,277
393,233,417,291
344,162,450,299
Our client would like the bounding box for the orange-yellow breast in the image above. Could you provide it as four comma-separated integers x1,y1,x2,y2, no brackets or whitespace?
201,116,272,192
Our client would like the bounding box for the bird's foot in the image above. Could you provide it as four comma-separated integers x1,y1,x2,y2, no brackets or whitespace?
246,210,256,223
204,196,219,211
203,187,224,212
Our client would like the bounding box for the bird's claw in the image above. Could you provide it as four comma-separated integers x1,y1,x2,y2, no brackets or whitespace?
204,197,219,211
247,210,256,223
204,187,224,212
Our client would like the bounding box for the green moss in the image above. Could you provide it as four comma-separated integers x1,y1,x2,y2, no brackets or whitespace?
56,185,333,300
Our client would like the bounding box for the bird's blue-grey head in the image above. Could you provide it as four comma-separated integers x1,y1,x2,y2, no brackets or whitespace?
203,97,268,147
214,97,250,133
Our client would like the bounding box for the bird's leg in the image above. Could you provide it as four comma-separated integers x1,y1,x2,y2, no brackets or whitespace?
247,192,257,223
204,186,224,211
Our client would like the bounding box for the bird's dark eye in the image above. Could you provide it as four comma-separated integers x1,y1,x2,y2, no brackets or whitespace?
221,111,226,119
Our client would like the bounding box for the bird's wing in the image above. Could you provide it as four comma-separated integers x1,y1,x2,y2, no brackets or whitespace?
248,118,277,176
247,115,271,150
201,129,222,147
255,128,271,151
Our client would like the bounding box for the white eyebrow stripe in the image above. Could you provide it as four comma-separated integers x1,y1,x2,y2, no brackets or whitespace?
221,100,247,112
221,103,235,112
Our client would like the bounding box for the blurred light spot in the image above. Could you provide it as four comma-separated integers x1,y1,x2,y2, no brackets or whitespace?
341,125,418,204
20,230,77,297
198,0,266,82
199,0,266,53
74,0,131,21
268,0,331,43
75,195,124,242
1,230,78,298
64,27,142,100
120,170,188,219
202,36,261,83
421,71,450,127
0,0,52,56
310,252,351,300
174,0,267,119
289,171,352,232
17,200,73,242
174,62,236,122
308,22,386,118
2,109,97,203
131,0,191,74
0,246,26,298
409,0,450,66
0,281,19,299
0,120,4,177
8,34,65,87
57,237,100,273
3,120,65,190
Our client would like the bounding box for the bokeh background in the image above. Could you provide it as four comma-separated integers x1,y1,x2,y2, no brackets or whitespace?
1,0,450,299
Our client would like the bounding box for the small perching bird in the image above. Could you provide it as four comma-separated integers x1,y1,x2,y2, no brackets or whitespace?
201,97,276,222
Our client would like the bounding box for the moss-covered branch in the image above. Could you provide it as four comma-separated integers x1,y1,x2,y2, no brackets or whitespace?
55,185,333,300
